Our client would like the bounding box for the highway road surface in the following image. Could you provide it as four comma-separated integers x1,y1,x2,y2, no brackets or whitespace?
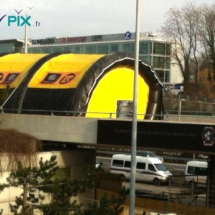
97,156,206,206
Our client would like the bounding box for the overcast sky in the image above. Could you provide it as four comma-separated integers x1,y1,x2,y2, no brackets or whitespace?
0,0,213,40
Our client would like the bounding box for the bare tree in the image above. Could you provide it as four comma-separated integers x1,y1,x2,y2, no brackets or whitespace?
162,3,201,83
198,4,215,81
0,129,42,173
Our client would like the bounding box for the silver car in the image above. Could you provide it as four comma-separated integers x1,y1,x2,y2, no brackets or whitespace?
137,150,164,162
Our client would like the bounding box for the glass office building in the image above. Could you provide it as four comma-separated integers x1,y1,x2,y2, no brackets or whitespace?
0,39,24,53
27,32,172,84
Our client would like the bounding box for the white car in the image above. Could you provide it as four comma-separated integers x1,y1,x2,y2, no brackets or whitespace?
96,160,100,168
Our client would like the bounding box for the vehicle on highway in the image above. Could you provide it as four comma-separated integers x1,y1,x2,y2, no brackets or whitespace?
136,150,164,162
96,160,100,168
184,160,208,185
110,154,172,185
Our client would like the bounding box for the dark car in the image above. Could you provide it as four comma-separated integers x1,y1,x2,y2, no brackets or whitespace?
137,150,164,162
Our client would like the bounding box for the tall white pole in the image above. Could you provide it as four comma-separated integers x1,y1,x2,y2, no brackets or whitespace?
24,7,28,53
178,99,181,121
151,37,154,67
129,0,140,215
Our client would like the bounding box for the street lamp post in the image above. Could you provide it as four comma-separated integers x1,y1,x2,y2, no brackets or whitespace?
129,1,141,215
24,7,28,53
151,38,154,67
178,98,182,121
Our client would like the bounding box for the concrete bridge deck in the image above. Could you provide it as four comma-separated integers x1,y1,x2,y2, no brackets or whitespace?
0,113,214,145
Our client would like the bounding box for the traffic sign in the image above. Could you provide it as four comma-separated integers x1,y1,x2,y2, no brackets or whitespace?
124,31,132,40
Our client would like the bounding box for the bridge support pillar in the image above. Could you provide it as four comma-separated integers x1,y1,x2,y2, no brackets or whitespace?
70,149,96,205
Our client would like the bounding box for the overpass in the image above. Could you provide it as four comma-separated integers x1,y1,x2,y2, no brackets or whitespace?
0,112,214,152
0,113,214,150
1,112,215,207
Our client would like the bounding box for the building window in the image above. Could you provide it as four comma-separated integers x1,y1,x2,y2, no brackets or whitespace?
166,44,171,55
139,42,149,54
149,42,153,54
140,56,151,65
122,43,134,53
154,42,166,55
155,70,165,82
165,58,170,69
41,47,51,54
155,70,170,83
14,43,23,53
31,48,42,53
97,44,108,54
0,43,14,53
154,57,165,68
51,47,61,53
110,44,119,52
153,57,170,69
74,46,85,53
85,45,96,54
165,70,170,82
61,46,72,53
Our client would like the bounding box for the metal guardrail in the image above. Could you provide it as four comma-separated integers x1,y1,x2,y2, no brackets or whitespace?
163,94,215,103
163,95,215,116
1,108,215,120
1,94,215,118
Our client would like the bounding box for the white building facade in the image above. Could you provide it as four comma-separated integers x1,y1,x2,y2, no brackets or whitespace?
27,31,182,85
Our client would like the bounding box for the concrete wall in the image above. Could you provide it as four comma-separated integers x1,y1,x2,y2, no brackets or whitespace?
0,114,98,144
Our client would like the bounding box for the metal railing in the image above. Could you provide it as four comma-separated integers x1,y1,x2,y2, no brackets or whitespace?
168,174,215,208
163,94,215,103
1,107,215,123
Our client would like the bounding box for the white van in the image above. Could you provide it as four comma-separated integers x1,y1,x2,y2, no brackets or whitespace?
184,160,208,185
110,154,172,185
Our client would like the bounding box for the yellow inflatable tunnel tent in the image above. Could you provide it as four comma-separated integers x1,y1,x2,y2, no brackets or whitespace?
2,52,164,120
0,52,47,105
